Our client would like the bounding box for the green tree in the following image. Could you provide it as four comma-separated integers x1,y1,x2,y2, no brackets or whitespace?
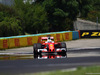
0,17,22,37
27,4,49,33
0,3,17,18
93,0,100,11
82,0,100,23
0,3,23,37
0,12,4,22
14,0,31,34
76,0,93,17
14,0,49,34
42,0,79,31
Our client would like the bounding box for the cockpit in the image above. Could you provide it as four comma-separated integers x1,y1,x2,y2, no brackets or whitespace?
45,37,54,43
41,37,54,43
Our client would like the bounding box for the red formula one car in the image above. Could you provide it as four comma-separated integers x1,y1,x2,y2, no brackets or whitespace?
33,37,67,56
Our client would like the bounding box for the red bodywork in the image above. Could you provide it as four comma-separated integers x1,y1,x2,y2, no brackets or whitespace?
41,37,61,52
42,43,55,52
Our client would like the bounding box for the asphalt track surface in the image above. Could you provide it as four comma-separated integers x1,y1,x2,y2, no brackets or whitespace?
0,49,100,75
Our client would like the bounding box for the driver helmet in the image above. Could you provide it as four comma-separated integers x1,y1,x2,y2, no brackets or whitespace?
47,37,52,42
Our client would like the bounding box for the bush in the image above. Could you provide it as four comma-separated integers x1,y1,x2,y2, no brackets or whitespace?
0,17,22,37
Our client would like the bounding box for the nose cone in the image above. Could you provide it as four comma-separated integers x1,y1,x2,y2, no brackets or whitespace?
49,44,55,52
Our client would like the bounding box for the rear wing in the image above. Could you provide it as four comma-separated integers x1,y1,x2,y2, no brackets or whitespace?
41,37,54,40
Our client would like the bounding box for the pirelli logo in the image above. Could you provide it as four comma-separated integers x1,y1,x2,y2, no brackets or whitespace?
82,32,100,36
80,30,100,38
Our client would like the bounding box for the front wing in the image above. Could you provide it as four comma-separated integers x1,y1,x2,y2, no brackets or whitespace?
37,55,67,59
37,48,66,53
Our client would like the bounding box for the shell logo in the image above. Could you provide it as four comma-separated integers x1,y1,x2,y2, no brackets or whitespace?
50,44,53,49
50,44,53,46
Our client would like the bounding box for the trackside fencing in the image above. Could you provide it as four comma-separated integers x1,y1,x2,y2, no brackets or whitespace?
0,31,80,50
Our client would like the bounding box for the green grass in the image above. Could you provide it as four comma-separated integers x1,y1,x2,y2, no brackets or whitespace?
22,66,100,75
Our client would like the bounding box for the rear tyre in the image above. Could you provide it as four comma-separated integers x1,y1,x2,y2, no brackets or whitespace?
33,43,42,54
33,43,42,58
37,43,42,55
37,43,42,49
33,43,37,54
33,44,38,58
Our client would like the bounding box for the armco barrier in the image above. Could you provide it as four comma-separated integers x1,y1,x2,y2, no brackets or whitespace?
72,31,79,40
9,38,21,48
0,31,79,50
8,36,38,48
0,38,9,49
33,36,38,43
31,36,38,45
9,38,18,48
20,37,28,47
55,33,63,41
62,32,72,41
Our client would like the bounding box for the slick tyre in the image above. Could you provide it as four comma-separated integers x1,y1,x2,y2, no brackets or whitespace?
37,43,42,49
33,43,38,55
37,43,42,55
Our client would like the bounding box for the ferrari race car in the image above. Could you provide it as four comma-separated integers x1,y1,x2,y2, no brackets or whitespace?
33,37,67,56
